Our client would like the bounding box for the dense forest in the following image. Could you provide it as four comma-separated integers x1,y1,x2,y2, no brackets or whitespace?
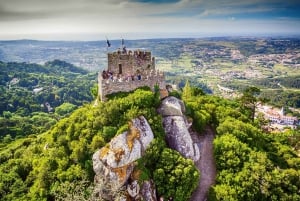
0,60,97,140
0,87,199,201
181,84,300,200
0,84,299,201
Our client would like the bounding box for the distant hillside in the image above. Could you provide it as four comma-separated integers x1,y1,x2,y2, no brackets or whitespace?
0,60,96,139
0,40,107,71
1,37,300,100
2,37,299,72
223,75,300,109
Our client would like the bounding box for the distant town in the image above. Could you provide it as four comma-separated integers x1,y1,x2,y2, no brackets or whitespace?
257,104,299,131
1,37,299,130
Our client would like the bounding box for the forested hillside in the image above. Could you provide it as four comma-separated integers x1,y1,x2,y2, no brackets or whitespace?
181,85,300,200
0,86,299,201
251,76,300,109
0,88,199,201
0,60,97,140
1,38,300,110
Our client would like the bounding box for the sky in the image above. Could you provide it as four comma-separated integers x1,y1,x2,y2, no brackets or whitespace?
0,0,300,40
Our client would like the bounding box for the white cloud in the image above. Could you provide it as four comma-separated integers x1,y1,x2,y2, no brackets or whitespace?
0,0,299,40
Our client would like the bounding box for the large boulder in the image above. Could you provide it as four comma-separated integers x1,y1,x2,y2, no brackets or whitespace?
158,96,200,162
162,116,200,161
157,96,185,116
98,117,154,168
92,116,154,200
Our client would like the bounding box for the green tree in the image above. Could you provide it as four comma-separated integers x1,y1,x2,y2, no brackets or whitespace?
214,134,251,172
3,111,13,119
153,148,199,201
240,86,264,121
182,80,193,102
90,84,98,99
55,103,77,116
2,134,13,143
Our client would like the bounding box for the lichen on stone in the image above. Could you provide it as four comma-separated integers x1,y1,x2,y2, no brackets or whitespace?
113,148,125,163
127,121,141,151
112,165,130,183
100,144,110,159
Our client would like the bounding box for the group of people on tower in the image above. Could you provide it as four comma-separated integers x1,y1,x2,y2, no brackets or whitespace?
101,70,113,80
101,70,142,82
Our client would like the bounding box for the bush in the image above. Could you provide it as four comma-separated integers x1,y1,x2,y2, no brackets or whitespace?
153,148,200,201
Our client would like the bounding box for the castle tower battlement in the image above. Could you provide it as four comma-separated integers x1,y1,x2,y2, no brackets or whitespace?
107,49,155,76
98,49,165,101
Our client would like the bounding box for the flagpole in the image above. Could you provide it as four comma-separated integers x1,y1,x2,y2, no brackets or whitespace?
105,36,111,53
105,37,111,73
121,38,124,48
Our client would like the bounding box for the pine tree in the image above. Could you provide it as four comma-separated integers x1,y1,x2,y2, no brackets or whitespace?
182,80,193,101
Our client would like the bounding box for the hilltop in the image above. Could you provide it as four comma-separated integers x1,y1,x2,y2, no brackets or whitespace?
0,86,299,201
0,37,299,200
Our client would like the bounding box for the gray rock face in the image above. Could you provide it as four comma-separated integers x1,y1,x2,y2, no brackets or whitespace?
157,96,185,116
158,96,200,162
92,116,154,200
99,117,153,169
126,179,157,201
127,180,140,198
140,180,157,201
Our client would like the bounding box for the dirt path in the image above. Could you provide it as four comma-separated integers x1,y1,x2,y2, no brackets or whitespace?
190,126,216,201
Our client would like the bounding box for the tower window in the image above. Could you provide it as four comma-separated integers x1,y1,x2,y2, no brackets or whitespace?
118,64,122,74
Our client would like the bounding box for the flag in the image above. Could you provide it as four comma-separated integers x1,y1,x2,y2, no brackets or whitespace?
106,39,111,47
121,38,124,46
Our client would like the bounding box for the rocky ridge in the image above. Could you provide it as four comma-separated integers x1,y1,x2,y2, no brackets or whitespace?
92,96,201,200
92,116,156,200
158,96,200,162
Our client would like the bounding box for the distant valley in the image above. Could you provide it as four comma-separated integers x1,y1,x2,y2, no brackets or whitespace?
1,37,299,109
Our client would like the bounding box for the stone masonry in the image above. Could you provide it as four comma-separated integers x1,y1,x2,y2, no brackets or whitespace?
98,49,165,101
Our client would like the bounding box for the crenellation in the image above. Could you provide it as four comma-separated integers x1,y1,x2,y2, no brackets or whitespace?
98,48,165,101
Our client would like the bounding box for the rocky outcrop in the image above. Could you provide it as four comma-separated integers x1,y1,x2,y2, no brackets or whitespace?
157,96,185,116
127,180,140,198
158,96,200,162
126,179,157,201
140,180,157,201
92,116,155,200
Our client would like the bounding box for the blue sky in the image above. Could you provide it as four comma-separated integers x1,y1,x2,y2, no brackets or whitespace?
0,0,299,40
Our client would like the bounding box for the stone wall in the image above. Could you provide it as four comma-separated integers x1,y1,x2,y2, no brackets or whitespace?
107,50,155,76
99,49,165,101
98,72,165,101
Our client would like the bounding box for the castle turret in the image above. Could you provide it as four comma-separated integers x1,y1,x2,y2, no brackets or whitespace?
98,49,165,101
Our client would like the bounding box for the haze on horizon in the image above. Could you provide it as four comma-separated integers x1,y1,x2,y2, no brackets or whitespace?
0,0,300,41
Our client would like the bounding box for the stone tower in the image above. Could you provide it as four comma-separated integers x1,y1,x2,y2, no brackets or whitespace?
98,48,166,101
